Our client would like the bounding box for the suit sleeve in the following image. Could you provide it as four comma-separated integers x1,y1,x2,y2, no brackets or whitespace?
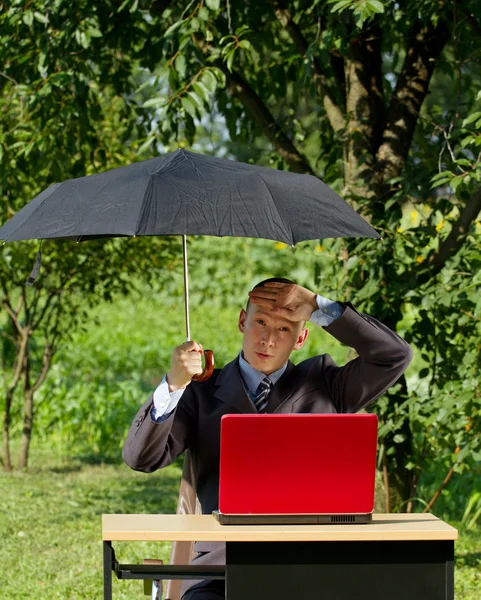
322,303,413,413
122,389,196,473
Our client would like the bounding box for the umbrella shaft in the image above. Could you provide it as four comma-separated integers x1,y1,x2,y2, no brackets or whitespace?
183,235,191,341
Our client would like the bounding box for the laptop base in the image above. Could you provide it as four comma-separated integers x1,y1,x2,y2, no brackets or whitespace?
212,510,372,525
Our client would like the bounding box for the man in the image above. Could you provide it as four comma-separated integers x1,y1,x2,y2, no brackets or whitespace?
123,279,413,600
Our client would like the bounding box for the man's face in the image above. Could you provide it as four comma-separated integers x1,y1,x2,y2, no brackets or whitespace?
238,305,309,374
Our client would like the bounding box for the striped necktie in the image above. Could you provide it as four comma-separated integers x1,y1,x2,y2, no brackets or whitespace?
254,378,273,413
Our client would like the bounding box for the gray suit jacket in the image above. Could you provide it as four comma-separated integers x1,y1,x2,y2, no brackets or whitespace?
122,304,412,593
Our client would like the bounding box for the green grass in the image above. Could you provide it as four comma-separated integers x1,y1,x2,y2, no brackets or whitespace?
0,446,181,599
1,445,480,599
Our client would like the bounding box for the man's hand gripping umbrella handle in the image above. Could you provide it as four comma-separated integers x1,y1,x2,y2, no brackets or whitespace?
192,349,215,382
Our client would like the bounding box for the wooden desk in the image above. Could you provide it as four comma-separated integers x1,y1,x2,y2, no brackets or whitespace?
102,513,457,600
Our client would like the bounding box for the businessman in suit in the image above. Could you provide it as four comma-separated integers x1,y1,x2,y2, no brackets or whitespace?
123,278,413,600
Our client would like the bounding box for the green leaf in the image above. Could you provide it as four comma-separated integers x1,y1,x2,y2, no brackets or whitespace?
201,69,218,92
142,97,166,108
329,0,353,13
87,28,103,38
164,19,186,37
22,11,34,26
198,7,209,21
450,174,466,193
460,136,474,148
225,49,236,72
235,25,251,36
239,40,253,51
180,95,198,119
190,17,200,32
205,0,220,9
192,81,210,103
462,112,481,126
117,0,131,11
33,11,49,24
430,175,451,188
455,158,473,167
187,91,204,110
137,135,155,155
174,54,186,78
366,0,385,12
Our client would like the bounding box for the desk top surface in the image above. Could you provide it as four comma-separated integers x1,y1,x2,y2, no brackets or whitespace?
102,513,458,542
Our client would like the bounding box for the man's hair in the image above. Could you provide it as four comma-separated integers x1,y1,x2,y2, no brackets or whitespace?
245,277,296,312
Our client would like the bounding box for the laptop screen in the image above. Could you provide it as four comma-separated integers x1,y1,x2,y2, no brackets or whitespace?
218,414,378,515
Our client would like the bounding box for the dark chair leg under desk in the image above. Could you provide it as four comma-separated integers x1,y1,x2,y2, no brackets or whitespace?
225,540,454,600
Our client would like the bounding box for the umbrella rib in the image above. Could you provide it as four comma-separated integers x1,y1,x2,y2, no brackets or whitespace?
257,174,294,244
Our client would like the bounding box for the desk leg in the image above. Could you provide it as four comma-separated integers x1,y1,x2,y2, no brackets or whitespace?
103,541,114,600
226,540,454,600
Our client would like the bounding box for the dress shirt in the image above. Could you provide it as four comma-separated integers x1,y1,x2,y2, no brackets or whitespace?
237,352,287,403
151,294,343,421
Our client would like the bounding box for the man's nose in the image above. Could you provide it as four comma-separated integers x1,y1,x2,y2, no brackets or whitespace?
261,330,276,346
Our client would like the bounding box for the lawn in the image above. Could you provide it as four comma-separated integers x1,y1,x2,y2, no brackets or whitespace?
1,445,480,599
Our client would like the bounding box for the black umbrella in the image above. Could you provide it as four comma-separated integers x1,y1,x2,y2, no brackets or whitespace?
0,149,380,378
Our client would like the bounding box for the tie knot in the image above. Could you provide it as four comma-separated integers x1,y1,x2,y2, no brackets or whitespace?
257,378,272,394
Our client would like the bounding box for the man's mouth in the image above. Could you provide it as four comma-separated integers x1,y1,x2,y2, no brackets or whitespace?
256,352,273,359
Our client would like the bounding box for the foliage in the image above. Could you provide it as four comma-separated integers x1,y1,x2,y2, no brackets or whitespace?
1,0,481,511
0,2,178,470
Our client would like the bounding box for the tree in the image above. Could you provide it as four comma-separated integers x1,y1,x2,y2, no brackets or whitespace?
0,1,176,470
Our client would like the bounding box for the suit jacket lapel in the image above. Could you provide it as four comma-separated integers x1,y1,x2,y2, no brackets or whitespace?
214,358,256,414
267,361,304,413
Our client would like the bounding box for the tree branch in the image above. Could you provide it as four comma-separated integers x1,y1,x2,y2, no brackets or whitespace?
1,294,23,336
221,65,314,173
6,330,29,398
457,2,481,38
428,186,481,274
267,0,345,132
31,338,54,394
193,33,315,174
375,19,450,185
32,289,58,331
423,464,456,513
407,186,481,287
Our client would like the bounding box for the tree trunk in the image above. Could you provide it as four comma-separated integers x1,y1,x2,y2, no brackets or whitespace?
2,389,13,472
18,346,33,470
18,387,34,470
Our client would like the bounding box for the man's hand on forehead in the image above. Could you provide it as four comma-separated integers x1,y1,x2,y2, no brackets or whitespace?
248,282,318,323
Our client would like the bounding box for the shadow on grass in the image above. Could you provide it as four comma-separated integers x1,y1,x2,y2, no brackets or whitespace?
114,469,180,514
457,552,481,568
71,452,124,466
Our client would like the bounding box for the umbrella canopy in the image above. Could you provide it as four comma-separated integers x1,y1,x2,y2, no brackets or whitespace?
0,149,380,380
0,149,379,243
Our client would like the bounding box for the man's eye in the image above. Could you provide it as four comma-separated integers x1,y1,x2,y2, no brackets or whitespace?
280,327,290,332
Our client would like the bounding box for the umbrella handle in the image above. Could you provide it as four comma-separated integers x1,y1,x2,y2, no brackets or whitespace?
192,349,215,382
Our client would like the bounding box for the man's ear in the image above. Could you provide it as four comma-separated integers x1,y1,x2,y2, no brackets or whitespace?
238,309,246,333
293,327,309,350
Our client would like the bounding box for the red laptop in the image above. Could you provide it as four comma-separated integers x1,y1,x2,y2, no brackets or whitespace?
214,413,378,524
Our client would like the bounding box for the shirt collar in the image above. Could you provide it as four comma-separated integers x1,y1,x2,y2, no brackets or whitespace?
238,351,288,399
